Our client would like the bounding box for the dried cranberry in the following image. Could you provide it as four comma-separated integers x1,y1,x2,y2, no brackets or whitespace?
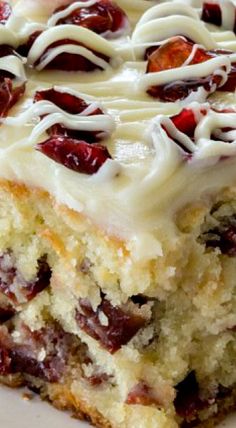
147,38,212,74
0,78,25,118
54,0,128,37
174,372,210,422
0,323,76,382
0,347,11,375
0,1,11,25
86,373,110,387
37,136,112,175
0,252,51,305
201,2,222,27
204,222,236,256
170,109,198,139
34,88,102,115
34,88,104,142
0,45,16,59
146,37,223,101
220,62,236,92
17,31,42,57
126,382,162,406
35,38,109,72
76,298,145,354
0,305,15,322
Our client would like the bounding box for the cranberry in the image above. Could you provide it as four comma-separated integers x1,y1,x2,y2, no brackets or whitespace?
0,252,51,305
220,62,236,92
0,305,15,322
204,222,236,256
34,88,104,142
85,373,110,386
0,1,11,25
174,372,211,422
54,0,128,37
37,136,112,175
17,31,42,57
76,298,145,353
0,77,25,118
171,109,198,139
146,37,224,101
35,88,102,115
126,382,162,406
0,323,76,382
34,38,109,72
201,2,222,27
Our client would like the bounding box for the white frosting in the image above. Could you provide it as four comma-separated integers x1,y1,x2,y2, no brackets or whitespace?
2,0,236,242
0,55,26,82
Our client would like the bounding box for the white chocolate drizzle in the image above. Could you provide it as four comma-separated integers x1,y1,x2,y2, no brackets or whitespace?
27,25,118,70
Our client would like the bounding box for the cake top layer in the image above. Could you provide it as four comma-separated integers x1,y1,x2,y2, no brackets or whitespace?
1,0,236,242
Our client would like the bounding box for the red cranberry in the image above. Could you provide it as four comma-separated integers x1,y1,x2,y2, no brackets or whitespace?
174,372,213,422
0,323,76,382
34,38,109,72
0,305,15,322
17,31,42,57
37,137,112,175
54,0,128,37
34,88,104,142
146,37,224,101
34,88,102,115
201,2,222,27
0,252,51,305
0,1,11,25
76,297,145,354
126,382,162,406
204,222,236,256
0,77,25,118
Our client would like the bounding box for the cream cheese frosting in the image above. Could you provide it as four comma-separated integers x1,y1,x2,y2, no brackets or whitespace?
2,0,236,242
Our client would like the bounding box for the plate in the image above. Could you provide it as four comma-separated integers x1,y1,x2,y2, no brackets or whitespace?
0,386,89,428
0,386,236,428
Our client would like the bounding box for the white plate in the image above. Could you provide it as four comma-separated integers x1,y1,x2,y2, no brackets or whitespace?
0,386,236,428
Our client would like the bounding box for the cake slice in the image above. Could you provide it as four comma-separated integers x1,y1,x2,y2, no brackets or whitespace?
2,1,236,427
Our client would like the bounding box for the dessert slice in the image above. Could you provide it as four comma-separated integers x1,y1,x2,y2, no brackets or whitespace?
2,1,236,428
2,97,236,428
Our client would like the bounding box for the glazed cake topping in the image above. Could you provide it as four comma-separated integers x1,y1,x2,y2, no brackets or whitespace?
2,0,236,237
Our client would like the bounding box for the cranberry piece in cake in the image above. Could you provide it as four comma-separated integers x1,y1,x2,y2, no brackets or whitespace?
203,220,236,256
146,37,226,101
76,298,146,353
174,372,211,423
0,1,12,25
0,252,51,305
126,382,162,407
53,0,129,37
34,88,104,142
0,323,76,382
37,137,112,175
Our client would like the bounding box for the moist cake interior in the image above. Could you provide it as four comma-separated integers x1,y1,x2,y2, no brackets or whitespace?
1,1,236,427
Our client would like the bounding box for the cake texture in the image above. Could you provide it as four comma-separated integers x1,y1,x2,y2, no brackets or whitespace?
1,0,236,427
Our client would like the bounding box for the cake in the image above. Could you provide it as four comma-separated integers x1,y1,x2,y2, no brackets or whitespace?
1,0,236,427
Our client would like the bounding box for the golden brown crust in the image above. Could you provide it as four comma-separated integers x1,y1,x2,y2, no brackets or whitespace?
0,375,112,428
2,375,236,428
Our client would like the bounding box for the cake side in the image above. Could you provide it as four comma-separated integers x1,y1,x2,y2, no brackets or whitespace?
1,180,236,427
